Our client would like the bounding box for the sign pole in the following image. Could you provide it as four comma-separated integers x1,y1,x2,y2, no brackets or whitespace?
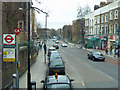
16,35,19,89
14,27,21,90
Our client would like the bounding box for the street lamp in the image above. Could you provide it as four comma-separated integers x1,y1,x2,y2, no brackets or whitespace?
28,1,31,90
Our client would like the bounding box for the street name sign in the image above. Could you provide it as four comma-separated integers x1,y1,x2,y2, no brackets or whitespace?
3,48,15,62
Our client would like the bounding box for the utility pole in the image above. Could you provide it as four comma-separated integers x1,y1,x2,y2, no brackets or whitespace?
118,25,120,58
28,1,31,90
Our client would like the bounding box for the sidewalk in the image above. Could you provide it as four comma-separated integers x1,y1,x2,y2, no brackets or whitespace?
19,49,47,88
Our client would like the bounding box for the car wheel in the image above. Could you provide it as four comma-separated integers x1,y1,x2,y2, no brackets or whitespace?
93,57,95,61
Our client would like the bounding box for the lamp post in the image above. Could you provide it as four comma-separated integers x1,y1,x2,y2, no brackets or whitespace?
28,1,31,90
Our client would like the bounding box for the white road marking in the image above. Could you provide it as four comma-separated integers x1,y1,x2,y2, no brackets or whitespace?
82,82,85,87
0,70,1,72
98,70,114,80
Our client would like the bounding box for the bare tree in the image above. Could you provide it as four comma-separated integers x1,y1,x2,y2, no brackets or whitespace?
83,5,91,15
77,5,91,19
77,6,84,19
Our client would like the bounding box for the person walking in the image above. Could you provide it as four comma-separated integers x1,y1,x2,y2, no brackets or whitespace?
105,48,108,55
39,42,42,50
110,46,113,55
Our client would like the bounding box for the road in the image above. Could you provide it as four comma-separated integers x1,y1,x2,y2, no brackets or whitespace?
47,39,119,89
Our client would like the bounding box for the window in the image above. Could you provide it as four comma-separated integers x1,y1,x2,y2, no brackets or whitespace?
102,26,104,34
18,21,24,31
114,24,118,34
105,25,108,34
110,11,113,20
115,10,118,19
95,17,97,24
101,15,104,23
19,2,23,10
92,19,93,25
97,25,100,34
105,14,108,22
97,16,100,24
110,24,113,34
89,20,91,26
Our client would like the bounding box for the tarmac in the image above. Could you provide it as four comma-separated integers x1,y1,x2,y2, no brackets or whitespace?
68,43,120,67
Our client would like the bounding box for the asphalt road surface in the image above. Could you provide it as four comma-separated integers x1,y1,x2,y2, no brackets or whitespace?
47,39,119,89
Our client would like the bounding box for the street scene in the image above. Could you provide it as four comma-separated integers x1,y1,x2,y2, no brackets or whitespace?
18,39,119,89
0,0,120,90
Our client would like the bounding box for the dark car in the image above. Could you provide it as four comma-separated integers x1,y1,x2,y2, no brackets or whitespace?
41,74,74,90
88,51,105,61
48,47,56,57
48,61,65,75
54,44,59,49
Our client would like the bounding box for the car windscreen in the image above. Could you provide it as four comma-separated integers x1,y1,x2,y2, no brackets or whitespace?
93,52,103,55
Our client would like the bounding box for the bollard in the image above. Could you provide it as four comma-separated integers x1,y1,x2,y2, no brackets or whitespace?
31,81,36,90
12,74,17,90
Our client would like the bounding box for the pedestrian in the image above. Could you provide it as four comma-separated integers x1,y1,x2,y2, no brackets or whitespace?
110,46,113,55
116,48,118,58
44,43,47,54
39,43,42,50
114,47,116,57
105,48,108,55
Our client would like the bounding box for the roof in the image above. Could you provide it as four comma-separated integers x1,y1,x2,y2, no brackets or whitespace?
47,75,70,84
49,47,56,50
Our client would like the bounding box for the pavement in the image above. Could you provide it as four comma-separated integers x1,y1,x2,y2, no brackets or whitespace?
18,48,47,89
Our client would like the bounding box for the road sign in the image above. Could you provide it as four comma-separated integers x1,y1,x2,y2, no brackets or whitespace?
3,34,15,45
3,48,15,62
14,28,21,35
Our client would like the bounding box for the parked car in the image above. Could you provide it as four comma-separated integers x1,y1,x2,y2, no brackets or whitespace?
48,51,60,61
48,60,65,75
48,47,56,57
88,51,105,61
53,44,59,49
41,74,74,90
61,43,67,47
49,54,62,64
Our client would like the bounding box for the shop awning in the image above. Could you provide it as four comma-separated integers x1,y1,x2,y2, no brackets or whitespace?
87,37,100,41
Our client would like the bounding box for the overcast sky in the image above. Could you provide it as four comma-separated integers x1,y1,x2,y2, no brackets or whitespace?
33,0,106,30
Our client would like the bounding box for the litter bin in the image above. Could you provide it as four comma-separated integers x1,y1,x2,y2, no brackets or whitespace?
12,74,17,89
31,81,36,90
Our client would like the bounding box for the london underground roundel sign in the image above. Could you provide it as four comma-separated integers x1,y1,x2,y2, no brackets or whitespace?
14,28,21,35
3,34,15,45
5,35,14,43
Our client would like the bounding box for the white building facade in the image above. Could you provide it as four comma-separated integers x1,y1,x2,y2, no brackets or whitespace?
85,0,120,49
